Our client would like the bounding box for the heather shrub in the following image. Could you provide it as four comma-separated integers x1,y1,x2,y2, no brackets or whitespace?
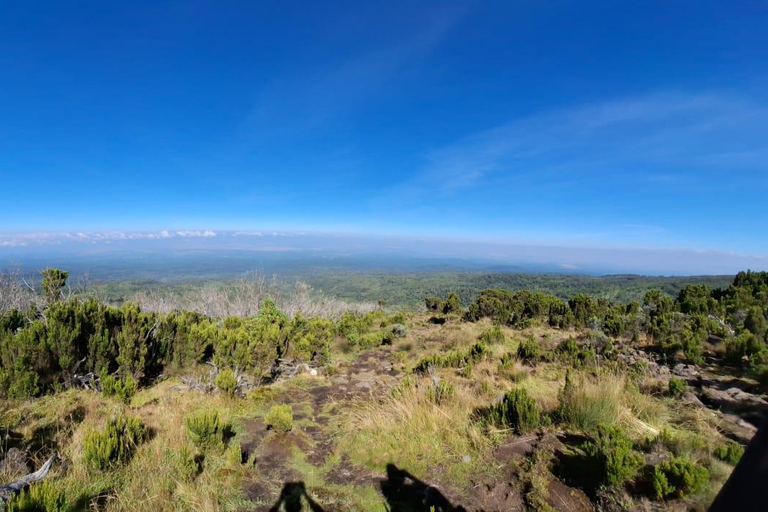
713,441,745,465
83,415,147,470
517,336,541,363
480,325,505,345
582,425,644,488
667,377,686,397
185,411,230,451
7,481,67,512
426,380,455,405
100,372,138,404
486,387,540,434
214,368,239,397
265,404,293,433
652,456,710,500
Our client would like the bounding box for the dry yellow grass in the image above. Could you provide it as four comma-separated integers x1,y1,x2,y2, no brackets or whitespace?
339,375,493,486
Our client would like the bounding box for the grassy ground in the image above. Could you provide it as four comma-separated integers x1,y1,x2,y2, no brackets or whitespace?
0,313,753,511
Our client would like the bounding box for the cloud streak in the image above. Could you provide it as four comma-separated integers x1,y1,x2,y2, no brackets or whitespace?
389,92,768,197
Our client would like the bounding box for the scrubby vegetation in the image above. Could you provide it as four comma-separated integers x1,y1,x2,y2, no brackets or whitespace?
264,404,293,433
83,415,147,471
0,268,765,511
185,411,231,452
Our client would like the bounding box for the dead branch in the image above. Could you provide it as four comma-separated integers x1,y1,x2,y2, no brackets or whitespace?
0,454,56,509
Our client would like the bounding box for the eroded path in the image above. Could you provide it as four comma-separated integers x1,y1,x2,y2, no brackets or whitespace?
241,350,402,511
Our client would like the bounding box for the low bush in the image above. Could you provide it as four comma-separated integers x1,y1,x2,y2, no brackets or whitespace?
83,415,147,470
7,481,67,512
426,380,455,405
214,368,239,397
486,387,540,434
582,425,644,488
391,323,408,337
713,441,745,465
480,325,505,345
652,456,710,500
100,372,138,404
185,411,230,451
265,404,293,433
517,336,541,363
414,341,488,373
557,337,579,358
667,377,687,397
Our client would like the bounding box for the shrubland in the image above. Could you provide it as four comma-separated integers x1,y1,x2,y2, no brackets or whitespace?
0,268,765,511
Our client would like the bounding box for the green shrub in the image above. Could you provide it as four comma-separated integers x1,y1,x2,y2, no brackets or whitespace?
713,441,745,465
83,415,147,470
557,337,579,358
265,404,293,433
185,411,230,451
442,293,462,314
667,377,686,397
582,425,644,488
486,387,540,434
225,442,243,466
357,331,388,349
414,341,488,373
480,325,505,345
426,380,455,405
652,456,710,500
391,323,408,337
100,372,138,404
214,368,239,397
7,480,68,512
175,446,200,481
517,336,541,363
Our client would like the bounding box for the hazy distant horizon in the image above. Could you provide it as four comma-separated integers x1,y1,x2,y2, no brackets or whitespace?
1,230,766,278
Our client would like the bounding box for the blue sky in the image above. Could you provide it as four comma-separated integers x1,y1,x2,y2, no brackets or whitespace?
1,1,767,257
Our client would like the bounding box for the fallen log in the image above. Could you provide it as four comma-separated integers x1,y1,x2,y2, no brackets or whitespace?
0,454,56,510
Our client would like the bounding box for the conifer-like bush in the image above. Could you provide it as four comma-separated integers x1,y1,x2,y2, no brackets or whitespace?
265,404,293,433
83,415,147,470
486,387,540,434
7,481,67,512
652,456,710,500
185,411,230,451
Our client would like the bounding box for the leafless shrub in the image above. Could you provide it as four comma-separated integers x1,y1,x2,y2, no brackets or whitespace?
0,266,43,314
130,273,375,320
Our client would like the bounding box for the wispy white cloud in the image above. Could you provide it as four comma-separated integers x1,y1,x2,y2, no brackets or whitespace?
238,8,464,140
0,230,220,246
386,92,768,198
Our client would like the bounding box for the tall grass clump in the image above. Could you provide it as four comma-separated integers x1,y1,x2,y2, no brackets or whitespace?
557,370,623,430
185,410,230,451
486,387,541,434
342,378,488,483
83,414,147,470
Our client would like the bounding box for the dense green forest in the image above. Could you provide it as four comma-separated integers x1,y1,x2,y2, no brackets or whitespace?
301,272,733,306
88,272,734,308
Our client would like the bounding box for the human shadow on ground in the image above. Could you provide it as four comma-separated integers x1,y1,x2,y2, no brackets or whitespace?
380,463,467,512
268,482,325,512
